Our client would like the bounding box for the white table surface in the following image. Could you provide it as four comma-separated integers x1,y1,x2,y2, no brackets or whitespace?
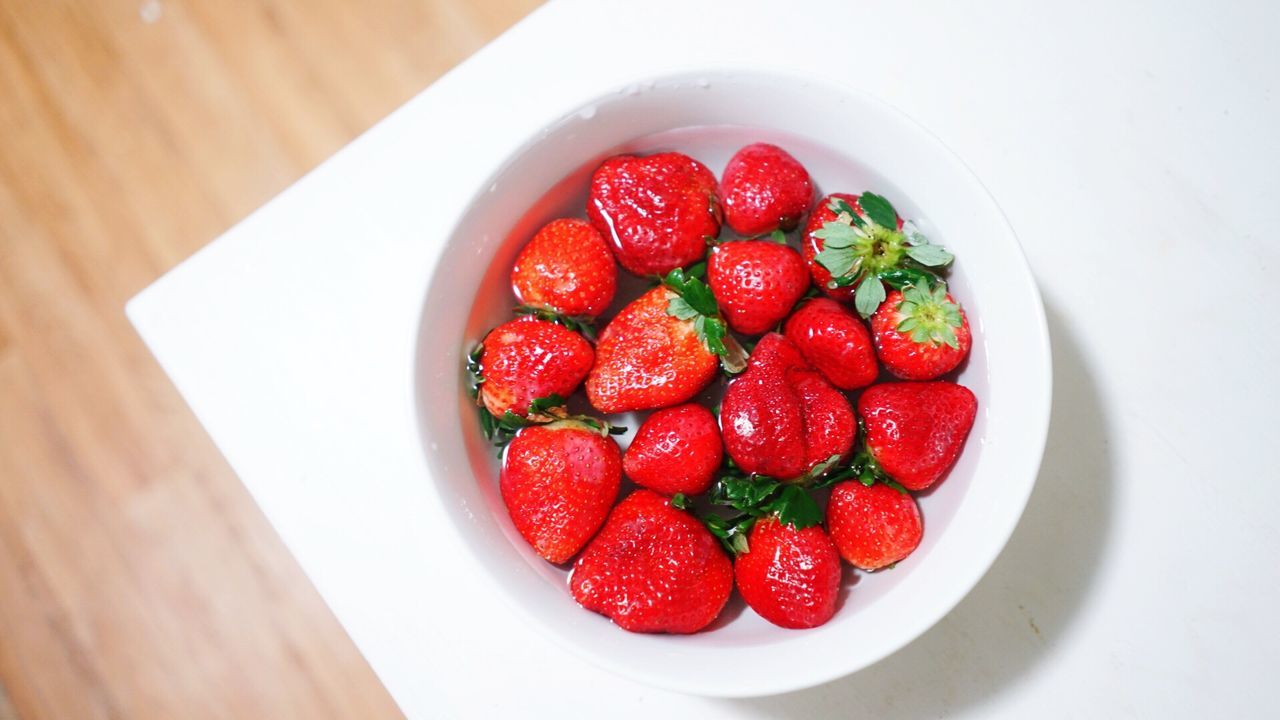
128,0,1280,716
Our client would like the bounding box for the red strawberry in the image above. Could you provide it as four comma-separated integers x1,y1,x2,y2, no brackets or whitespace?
734,517,841,629
707,239,810,336
623,404,722,496
783,297,879,390
586,152,721,276
511,218,617,318
871,284,972,380
827,481,923,571
501,420,622,564
720,143,813,236
476,316,593,418
571,489,732,634
720,333,855,480
587,269,744,413
859,382,977,491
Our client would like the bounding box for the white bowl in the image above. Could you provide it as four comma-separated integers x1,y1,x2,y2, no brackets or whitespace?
415,70,1051,697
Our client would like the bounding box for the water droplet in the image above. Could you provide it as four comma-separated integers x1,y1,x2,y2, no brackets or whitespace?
578,105,597,120
488,183,497,193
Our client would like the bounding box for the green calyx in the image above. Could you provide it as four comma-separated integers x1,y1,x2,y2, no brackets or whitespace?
700,468,828,555
812,193,955,318
513,305,596,342
812,420,910,494
465,357,624,455
662,266,748,374
895,282,964,350
474,392,569,453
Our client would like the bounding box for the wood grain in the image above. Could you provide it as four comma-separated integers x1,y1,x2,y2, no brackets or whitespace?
0,0,541,717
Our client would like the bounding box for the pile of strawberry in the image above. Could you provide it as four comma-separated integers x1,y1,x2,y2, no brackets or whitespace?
468,143,977,633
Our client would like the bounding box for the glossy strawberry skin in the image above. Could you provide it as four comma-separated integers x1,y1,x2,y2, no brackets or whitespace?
585,287,718,414
734,518,841,629
719,143,814,236
859,382,977,491
827,481,923,571
720,334,855,480
802,193,903,301
511,218,617,318
623,404,722,496
586,153,722,277
871,289,972,380
501,422,622,564
783,297,879,390
478,316,594,418
707,240,811,336
571,490,732,634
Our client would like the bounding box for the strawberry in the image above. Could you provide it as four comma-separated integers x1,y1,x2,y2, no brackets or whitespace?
570,489,732,634
804,192,955,318
473,316,593,418
707,238,810,336
870,283,972,380
859,382,977,491
827,480,923,571
734,517,841,629
586,152,722,277
500,420,622,564
511,218,617,319
623,403,722,496
719,333,855,481
719,143,813,236
783,297,879,390
586,269,744,413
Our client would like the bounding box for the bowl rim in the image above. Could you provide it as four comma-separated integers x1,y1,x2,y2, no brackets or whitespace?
414,65,1053,697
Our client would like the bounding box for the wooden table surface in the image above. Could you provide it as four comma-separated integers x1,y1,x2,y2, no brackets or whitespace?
0,1,540,717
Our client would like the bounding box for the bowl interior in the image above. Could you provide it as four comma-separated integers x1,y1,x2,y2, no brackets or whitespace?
415,71,1050,696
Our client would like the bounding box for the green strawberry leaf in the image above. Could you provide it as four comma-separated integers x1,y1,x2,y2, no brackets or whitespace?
703,513,755,555
828,198,865,228
799,454,843,484
663,269,719,317
665,267,746,373
904,244,954,268
667,296,700,321
858,191,899,229
854,275,887,318
513,305,597,342
466,343,486,397
670,493,690,510
815,244,860,277
811,222,860,249
527,394,567,416
708,470,822,530
901,220,929,246
761,485,823,529
879,267,938,290
769,229,787,244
